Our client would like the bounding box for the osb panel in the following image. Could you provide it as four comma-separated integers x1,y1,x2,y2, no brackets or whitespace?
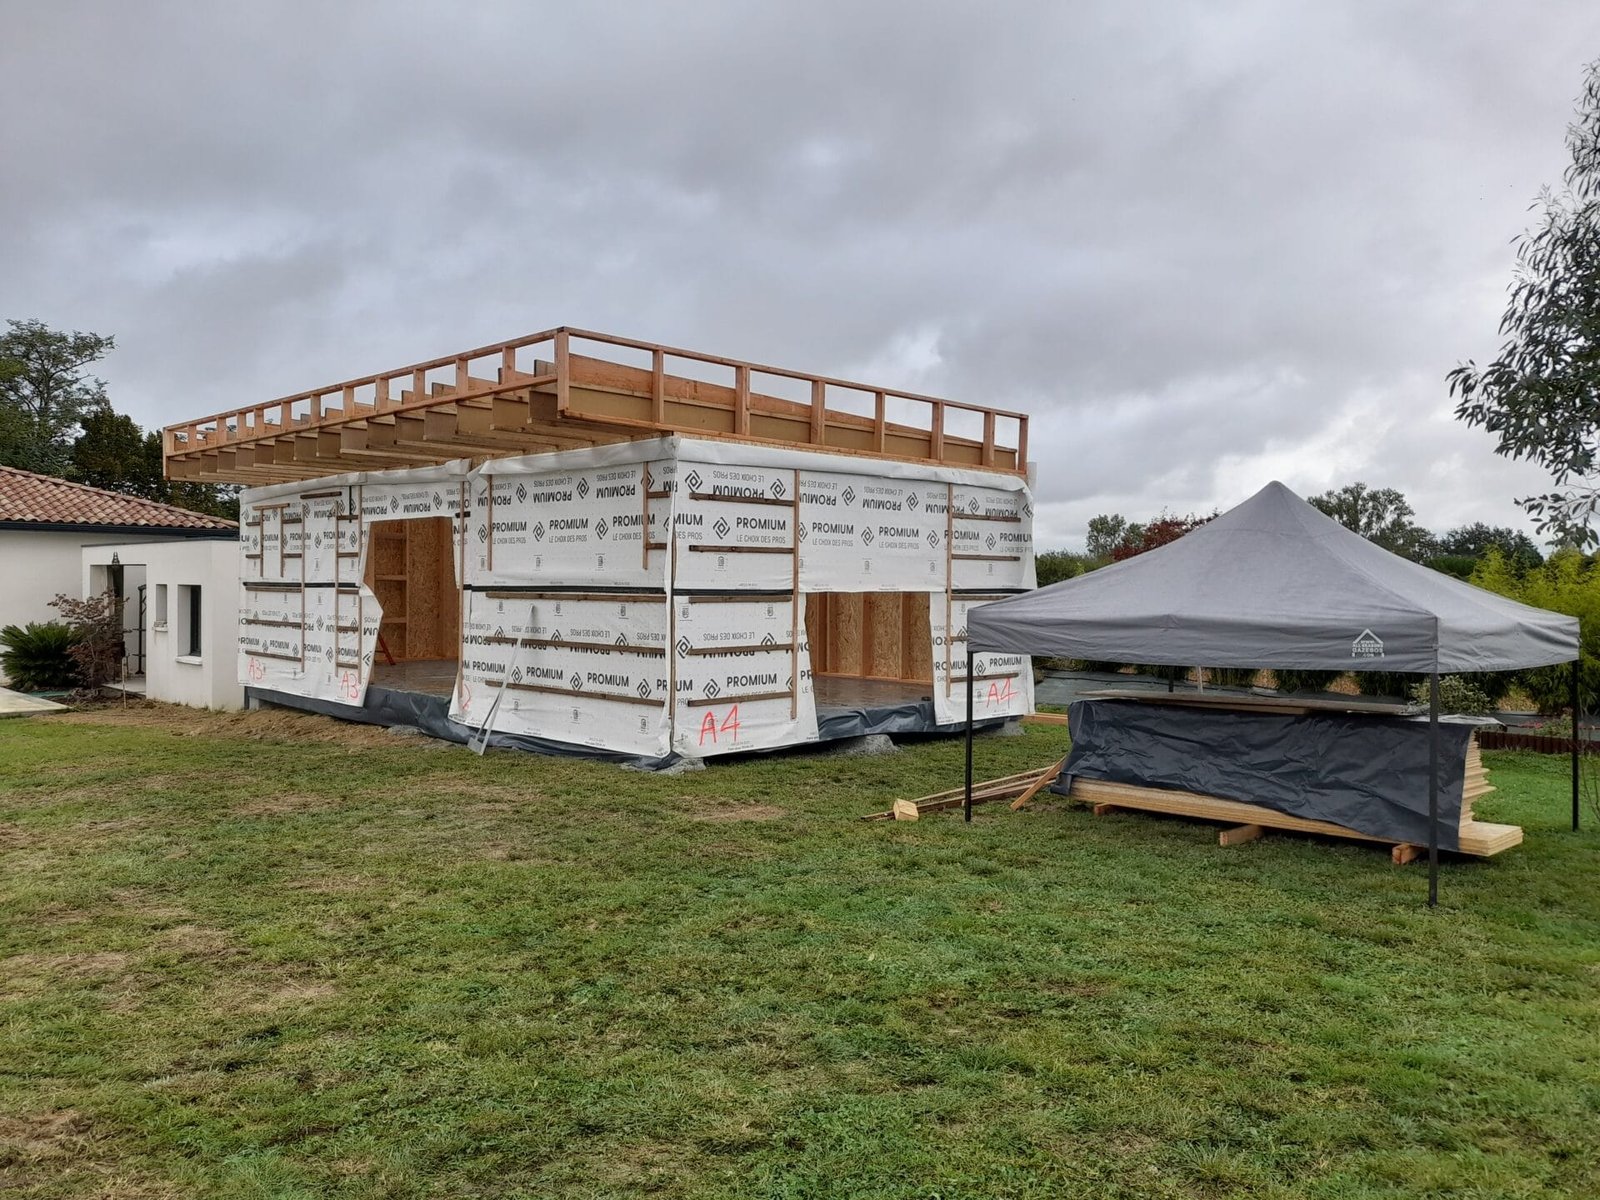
367,521,409,660
404,518,458,661
900,595,933,681
807,592,933,683
864,594,901,677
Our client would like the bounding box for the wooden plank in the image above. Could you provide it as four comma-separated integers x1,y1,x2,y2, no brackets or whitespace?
892,799,920,822
1023,712,1068,726
1091,802,1120,817
1009,756,1067,810
1392,843,1422,865
1218,823,1265,847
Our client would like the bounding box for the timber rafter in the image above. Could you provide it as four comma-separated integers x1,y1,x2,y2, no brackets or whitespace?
163,327,1029,485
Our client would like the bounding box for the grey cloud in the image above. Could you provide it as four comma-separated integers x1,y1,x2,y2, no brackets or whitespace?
3,1,1598,549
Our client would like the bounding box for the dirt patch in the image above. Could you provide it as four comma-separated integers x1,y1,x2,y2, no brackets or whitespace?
0,822,31,850
686,800,786,823
0,1111,92,1172
107,889,192,923
3,951,133,984
287,872,381,896
0,1109,179,1197
234,976,337,1015
231,794,338,817
148,924,235,960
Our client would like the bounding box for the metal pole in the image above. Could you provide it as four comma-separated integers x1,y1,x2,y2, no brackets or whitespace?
964,643,975,823
1572,658,1581,833
1428,672,1440,908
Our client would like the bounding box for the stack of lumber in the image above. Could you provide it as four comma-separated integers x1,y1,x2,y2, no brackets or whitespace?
860,760,1064,821
1069,732,1522,858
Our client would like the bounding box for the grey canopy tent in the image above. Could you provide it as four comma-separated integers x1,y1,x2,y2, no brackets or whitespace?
961,481,1581,904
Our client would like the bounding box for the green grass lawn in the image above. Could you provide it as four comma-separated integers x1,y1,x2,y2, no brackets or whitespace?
2,705,1598,1199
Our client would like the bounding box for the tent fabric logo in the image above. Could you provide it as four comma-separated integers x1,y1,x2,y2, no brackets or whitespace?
1352,629,1385,659
576,477,590,499
685,469,704,492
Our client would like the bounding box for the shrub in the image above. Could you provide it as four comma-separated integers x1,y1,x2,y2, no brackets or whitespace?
0,622,80,690
1272,669,1342,694
1353,671,1419,700
50,591,124,692
1410,675,1495,715
1135,664,1193,684
1035,550,1099,587
1206,668,1259,688
1080,661,1128,674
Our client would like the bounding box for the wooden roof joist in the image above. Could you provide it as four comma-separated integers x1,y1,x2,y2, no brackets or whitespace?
163,327,1029,484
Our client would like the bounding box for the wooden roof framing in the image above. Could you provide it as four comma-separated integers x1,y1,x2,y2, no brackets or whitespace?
163,328,1029,485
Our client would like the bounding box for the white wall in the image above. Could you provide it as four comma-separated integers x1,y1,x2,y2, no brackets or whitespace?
1,529,179,686
0,529,153,630
82,538,242,709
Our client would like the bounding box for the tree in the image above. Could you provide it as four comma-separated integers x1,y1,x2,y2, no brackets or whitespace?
71,407,166,498
1450,60,1600,546
69,405,241,521
1435,522,1544,573
1035,549,1098,586
1308,482,1436,560
1109,511,1213,561
0,320,114,474
1085,514,1130,561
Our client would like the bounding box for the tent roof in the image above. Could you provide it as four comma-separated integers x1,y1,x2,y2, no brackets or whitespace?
969,481,1578,673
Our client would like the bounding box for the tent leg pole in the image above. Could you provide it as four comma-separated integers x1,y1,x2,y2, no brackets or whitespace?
1428,673,1439,908
1572,658,1581,833
963,645,975,823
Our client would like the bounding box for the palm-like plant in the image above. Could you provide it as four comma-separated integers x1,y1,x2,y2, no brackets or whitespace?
0,622,81,691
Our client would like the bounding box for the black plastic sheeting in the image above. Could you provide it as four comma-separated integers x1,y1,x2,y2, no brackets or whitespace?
246,685,964,770
1054,699,1472,850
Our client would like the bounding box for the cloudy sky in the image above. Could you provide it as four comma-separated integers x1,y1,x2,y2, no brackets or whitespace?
3,2,1597,549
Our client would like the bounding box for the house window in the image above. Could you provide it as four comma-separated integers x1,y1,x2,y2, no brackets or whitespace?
154,584,168,630
177,585,203,660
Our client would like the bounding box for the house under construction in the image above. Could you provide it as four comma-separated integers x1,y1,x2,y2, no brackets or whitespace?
163,328,1037,762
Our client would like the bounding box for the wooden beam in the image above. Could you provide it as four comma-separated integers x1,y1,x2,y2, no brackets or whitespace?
1218,823,1265,847
555,329,571,413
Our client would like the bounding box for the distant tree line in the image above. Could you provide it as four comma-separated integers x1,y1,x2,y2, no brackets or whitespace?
1036,480,1546,588
0,318,237,521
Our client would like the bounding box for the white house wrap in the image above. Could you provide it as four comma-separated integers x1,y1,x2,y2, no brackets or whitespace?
238,436,1036,760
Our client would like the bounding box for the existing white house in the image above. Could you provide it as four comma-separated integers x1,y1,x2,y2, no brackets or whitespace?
0,465,238,703
82,538,243,709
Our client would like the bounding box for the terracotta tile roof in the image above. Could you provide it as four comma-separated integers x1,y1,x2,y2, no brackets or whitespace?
0,466,236,532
